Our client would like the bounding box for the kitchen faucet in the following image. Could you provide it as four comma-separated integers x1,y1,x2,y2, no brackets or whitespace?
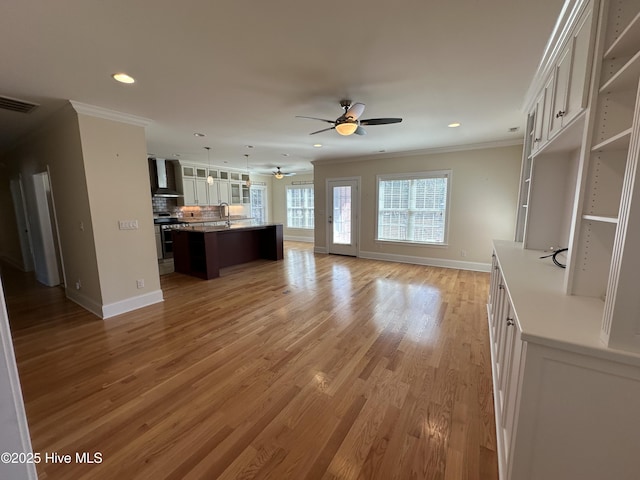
219,202,231,227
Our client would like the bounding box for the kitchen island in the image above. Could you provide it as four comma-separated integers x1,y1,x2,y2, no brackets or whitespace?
172,223,283,279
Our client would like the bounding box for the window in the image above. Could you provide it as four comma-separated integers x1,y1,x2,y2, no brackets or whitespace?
250,184,267,223
286,185,314,229
376,171,450,245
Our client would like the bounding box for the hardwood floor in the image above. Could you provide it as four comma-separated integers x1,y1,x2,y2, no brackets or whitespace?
3,242,497,479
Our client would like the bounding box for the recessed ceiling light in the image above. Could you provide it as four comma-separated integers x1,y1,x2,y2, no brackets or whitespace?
281,153,290,157
246,145,254,148
509,127,519,132
379,149,386,153
448,122,461,128
193,133,205,137
313,144,323,148
112,73,135,84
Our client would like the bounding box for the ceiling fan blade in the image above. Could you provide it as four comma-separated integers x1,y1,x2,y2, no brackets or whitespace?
296,115,335,124
345,102,366,120
283,172,296,176
359,118,403,126
354,126,367,135
309,126,335,135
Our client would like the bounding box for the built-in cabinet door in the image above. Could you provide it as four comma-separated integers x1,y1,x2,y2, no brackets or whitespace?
230,182,241,204
195,179,208,205
207,181,220,205
502,326,524,465
548,44,572,139
183,178,209,205
565,7,593,124
219,181,230,204
182,178,197,205
531,89,546,153
548,5,593,140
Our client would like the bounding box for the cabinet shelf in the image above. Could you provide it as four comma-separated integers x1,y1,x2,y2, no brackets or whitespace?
604,11,640,59
591,128,633,152
581,214,618,224
599,49,640,93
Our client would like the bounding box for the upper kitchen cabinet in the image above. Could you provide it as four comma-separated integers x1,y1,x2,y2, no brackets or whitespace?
177,163,242,206
179,164,209,206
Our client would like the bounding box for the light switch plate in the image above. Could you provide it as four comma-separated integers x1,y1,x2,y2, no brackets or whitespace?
118,220,139,230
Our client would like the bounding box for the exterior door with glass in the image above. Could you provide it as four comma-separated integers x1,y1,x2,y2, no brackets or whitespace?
328,179,359,256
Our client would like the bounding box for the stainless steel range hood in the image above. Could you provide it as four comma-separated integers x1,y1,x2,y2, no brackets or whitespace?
151,158,182,197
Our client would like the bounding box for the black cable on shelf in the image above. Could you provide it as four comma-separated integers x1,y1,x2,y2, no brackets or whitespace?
539,248,568,268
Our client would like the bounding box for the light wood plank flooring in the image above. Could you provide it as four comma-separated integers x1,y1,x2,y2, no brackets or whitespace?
3,242,497,479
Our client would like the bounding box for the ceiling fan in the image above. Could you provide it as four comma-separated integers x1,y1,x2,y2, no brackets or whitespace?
296,99,402,136
273,167,295,179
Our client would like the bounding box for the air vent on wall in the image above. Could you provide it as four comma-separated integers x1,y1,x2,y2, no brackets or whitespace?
0,95,39,114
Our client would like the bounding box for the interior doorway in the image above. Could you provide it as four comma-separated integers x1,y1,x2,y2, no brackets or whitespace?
30,171,63,287
327,178,359,256
9,177,34,272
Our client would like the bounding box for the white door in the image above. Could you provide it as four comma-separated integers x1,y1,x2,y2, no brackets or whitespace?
31,172,61,286
9,177,35,272
328,179,359,256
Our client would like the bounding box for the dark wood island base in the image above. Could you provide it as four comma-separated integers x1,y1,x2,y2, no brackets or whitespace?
172,224,284,279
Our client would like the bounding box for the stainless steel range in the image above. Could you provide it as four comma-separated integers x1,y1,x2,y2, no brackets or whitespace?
154,216,187,259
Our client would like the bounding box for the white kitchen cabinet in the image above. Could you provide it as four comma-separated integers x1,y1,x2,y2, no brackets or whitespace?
207,180,220,205
218,180,230,203
182,177,208,206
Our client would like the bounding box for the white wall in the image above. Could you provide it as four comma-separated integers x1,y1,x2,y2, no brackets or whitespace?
77,113,162,316
1,103,163,318
313,144,523,269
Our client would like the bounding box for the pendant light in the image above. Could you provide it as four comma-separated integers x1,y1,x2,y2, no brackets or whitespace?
245,154,251,187
205,147,214,185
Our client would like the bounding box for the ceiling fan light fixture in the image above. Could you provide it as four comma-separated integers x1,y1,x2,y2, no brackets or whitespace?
112,72,135,84
335,121,358,136
274,172,284,180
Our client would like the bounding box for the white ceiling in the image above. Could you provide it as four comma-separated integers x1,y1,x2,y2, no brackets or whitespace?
0,0,564,174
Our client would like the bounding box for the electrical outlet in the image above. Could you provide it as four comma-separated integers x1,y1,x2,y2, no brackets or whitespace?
136,279,144,289
75,279,82,290
460,250,467,258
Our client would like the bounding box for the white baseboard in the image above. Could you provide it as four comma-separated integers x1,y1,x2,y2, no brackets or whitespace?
65,288,103,318
102,290,164,319
284,235,314,243
359,250,490,272
314,246,327,254
66,288,164,319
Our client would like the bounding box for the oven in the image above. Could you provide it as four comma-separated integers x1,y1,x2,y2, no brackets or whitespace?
154,217,187,259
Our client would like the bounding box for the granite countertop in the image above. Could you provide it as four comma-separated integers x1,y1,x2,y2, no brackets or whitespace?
175,222,282,233
180,216,249,224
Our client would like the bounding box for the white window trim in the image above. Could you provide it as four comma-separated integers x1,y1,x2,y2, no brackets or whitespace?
250,184,268,223
286,184,315,230
375,170,452,246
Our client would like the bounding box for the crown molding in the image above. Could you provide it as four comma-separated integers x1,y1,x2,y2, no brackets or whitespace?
69,100,152,127
311,139,523,167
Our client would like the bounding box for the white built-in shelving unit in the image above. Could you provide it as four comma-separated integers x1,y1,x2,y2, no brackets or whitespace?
491,0,640,478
